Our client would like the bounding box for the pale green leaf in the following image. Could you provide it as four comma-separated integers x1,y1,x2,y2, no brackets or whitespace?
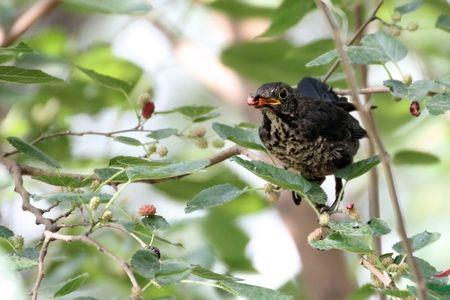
191,265,238,281
32,175,91,188
185,184,246,213
0,225,14,239
63,0,151,14
218,280,292,299
130,250,160,279
393,150,440,165
395,0,424,14
426,93,450,115
142,215,170,230
77,66,131,93
436,14,450,32
393,231,441,254
155,259,191,285
7,136,61,168
113,136,142,146
212,122,265,151
368,218,391,236
146,128,178,140
34,192,112,203
306,50,337,67
125,159,209,181
309,232,373,254
0,66,63,84
157,106,217,121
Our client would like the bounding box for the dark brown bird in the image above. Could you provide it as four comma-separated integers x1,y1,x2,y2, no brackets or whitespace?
248,78,366,209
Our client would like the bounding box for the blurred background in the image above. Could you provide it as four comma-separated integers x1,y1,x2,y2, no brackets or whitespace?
0,0,449,299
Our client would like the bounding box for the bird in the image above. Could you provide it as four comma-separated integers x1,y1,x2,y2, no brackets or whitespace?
247,77,366,209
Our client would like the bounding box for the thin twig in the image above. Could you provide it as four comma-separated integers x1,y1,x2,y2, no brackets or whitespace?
102,223,147,248
316,2,427,299
44,231,142,299
360,258,392,287
1,0,60,47
322,0,385,82
334,86,390,95
31,234,51,300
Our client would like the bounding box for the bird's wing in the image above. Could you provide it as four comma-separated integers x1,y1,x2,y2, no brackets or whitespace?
292,100,366,141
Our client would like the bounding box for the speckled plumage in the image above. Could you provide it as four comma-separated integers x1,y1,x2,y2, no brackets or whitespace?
253,81,366,183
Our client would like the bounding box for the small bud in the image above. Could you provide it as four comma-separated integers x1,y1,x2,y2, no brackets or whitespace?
141,101,155,119
139,204,157,217
9,235,24,251
346,204,359,220
370,273,384,288
319,212,330,226
147,143,157,155
195,137,208,149
403,74,413,86
389,26,401,37
101,210,113,223
407,21,419,32
346,203,354,210
307,227,328,242
138,92,151,105
146,245,161,259
89,196,101,211
381,257,394,267
387,263,399,273
398,262,409,274
189,127,206,138
392,11,402,23
211,139,225,148
409,101,420,117
267,190,281,203
158,146,168,157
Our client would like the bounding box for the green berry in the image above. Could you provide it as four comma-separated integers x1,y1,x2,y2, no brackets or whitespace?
389,26,401,37
407,21,419,32
392,11,402,23
158,146,168,157
147,143,157,155
387,263,399,273
195,137,208,149
9,235,24,251
89,196,101,211
319,213,330,226
211,139,225,148
101,210,113,223
189,127,206,138
403,74,413,86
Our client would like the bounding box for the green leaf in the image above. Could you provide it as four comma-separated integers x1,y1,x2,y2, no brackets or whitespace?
218,280,292,300
192,112,221,123
109,156,170,168
426,283,450,296
146,128,178,140
306,50,338,67
360,31,408,63
155,259,191,285
348,284,376,300
426,93,450,115
393,150,440,165
0,66,63,84
381,289,412,298
347,46,388,65
191,265,238,281
232,157,327,204
384,80,436,102
94,167,129,182
335,156,380,181
185,184,246,213
368,218,391,236
408,257,447,285
130,250,161,279
208,0,274,19
212,122,265,151
309,232,373,254
0,42,34,63
7,254,38,271
54,273,89,297
113,136,142,146
436,14,450,32
142,215,170,230
327,220,371,237
437,74,450,87
126,159,210,181
157,106,218,121
384,80,407,98
261,0,314,37
62,0,151,14
0,225,14,239
32,175,91,188
77,66,131,93
7,136,61,168
395,0,424,14
34,192,111,203
392,231,441,254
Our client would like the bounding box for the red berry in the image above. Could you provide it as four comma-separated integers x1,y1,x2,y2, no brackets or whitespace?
246,96,259,106
435,268,450,278
141,101,155,119
409,101,420,117
346,203,355,210
139,204,156,217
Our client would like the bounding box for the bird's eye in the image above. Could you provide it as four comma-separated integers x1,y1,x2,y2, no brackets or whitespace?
279,88,288,99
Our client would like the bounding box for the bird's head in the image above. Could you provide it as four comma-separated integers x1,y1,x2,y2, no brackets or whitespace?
247,82,296,114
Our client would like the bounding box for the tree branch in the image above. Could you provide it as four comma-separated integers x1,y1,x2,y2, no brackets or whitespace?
316,1,427,299
44,231,142,299
334,86,390,95
0,0,60,47
31,234,52,300
322,0,385,83
361,258,392,287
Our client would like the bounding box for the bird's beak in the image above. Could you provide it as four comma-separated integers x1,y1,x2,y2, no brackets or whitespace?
246,96,281,108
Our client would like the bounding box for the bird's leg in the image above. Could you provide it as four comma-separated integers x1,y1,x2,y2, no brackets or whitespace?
292,191,302,205
329,176,344,211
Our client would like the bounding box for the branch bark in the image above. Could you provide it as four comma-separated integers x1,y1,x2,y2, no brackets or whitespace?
316,1,427,299
0,0,60,47
31,234,52,300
